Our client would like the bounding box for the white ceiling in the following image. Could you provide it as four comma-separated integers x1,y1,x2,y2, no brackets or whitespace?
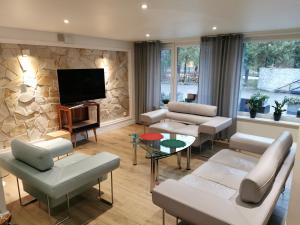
0,0,299,41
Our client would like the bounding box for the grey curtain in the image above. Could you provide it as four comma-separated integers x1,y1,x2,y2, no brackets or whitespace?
198,34,244,138
134,41,161,123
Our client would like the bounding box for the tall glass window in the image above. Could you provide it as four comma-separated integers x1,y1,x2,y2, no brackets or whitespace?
176,46,200,102
239,40,300,116
160,49,172,103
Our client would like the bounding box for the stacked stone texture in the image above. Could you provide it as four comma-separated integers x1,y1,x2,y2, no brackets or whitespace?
0,44,129,148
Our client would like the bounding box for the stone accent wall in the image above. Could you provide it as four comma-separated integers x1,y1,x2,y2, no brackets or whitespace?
0,43,129,148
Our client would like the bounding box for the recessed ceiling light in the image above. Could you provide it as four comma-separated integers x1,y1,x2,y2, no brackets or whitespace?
141,3,148,10
64,19,70,24
145,33,150,38
212,26,217,31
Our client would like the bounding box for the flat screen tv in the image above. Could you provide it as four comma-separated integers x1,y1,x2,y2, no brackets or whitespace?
57,68,106,105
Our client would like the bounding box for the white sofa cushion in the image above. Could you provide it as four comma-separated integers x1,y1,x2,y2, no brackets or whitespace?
209,149,258,172
192,161,248,190
180,175,236,200
166,111,213,124
230,132,274,154
199,117,232,135
167,102,217,117
149,121,199,137
11,139,54,171
239,131,293,203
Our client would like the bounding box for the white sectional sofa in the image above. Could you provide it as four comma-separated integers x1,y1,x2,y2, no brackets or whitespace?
152,131,295,225
140,102,232,147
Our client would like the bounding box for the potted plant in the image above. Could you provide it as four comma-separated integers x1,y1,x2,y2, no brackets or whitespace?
162,99,170,105
247,92,269,118
272,98,288,121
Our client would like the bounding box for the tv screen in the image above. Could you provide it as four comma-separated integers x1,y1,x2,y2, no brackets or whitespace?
57,68,106,105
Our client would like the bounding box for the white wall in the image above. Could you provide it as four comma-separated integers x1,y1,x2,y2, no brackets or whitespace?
0,26,133,51
237,118,299,141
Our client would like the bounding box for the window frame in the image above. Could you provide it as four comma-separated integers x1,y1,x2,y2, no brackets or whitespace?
238,37,300,122
160,41,200,102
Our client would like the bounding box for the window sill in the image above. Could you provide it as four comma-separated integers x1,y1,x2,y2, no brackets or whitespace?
237,115,300,129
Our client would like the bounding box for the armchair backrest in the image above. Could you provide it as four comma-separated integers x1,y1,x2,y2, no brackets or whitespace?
11,139,54,171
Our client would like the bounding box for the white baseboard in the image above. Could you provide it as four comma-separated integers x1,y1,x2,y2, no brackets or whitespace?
99,117,135,133
87,117,135,136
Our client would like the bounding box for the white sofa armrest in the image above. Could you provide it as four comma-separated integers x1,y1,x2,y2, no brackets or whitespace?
140,109,168,125
199,117,232,135
229,133,274,155
152,179,250,225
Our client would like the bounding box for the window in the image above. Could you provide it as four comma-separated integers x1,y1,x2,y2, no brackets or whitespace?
160,44,200,104
239,39,300,117
176,46,200,102
160,49,172,103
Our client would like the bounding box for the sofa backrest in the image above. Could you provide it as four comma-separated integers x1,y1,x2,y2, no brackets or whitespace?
239,131,293,204
167,102,217,117
11,139,54,171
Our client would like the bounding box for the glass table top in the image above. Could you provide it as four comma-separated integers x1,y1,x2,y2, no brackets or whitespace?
131,133,196,159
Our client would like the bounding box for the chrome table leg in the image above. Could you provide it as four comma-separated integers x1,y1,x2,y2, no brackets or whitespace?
211,134,214,151
155,159,159,182
133,142,137,165
150,158,156,192
186,147,191,170
177,152,182,169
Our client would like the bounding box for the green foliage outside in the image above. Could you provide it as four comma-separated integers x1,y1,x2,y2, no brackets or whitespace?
243,40,300,75
177,46,200,73
160,46,200,85
160,49,171,77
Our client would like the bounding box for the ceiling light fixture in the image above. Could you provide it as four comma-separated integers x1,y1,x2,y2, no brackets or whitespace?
63,19,70,24
141,3,148,10
145,33,150,38
212,26,217,31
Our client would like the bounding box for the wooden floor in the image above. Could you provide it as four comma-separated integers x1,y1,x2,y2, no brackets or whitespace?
2,124,290,225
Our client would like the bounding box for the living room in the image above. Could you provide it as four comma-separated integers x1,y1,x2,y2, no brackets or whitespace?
0,0,299,225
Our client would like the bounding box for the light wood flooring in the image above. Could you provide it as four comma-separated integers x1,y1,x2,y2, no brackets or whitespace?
2,124,290,225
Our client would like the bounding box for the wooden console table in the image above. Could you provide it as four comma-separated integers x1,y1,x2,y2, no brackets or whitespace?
57,102,100,147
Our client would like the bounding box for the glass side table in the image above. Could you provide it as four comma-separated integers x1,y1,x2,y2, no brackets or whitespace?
130,133,195,192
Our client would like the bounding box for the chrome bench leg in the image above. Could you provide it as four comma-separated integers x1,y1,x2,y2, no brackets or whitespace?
211,134,215,151
47,193,70,225
97,172,114,205
16,178,37,206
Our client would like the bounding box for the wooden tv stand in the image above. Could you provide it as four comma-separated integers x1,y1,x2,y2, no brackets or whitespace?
57,102,100,147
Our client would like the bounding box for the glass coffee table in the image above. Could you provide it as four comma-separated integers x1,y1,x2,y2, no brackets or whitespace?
130,133,196,192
